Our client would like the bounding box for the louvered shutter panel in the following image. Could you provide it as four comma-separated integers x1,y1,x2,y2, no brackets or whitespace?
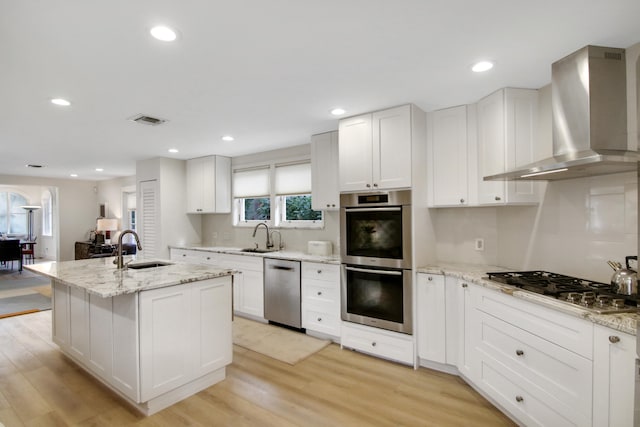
139,180,158,258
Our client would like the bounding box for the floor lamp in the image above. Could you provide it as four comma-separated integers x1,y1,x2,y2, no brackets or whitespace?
21,205,41,242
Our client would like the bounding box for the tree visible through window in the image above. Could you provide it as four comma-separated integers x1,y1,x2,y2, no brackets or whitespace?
243,197,271,221
284,195,322,221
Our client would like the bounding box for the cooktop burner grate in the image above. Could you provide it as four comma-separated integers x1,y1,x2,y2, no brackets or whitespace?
486,270,640,314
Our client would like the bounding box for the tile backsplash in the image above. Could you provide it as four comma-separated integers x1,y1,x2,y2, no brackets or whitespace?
433,171,637,283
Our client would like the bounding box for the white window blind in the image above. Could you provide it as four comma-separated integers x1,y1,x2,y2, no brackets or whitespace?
140,180,158,258
275,162,311,195
233,167,270,198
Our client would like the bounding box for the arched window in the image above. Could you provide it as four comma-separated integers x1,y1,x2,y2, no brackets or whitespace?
0,191,28,235
42,189,53,236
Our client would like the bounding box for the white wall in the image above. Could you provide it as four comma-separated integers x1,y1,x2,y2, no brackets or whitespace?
0,174,98,261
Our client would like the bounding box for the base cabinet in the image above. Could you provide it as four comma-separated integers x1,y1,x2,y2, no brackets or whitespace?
416,273,446,364
341,321,414,366
52,277,232,414
301,262,341,340
592,325,636,427
218,253,264,319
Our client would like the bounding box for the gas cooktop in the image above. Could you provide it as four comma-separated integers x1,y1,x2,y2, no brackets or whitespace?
486,271,640,314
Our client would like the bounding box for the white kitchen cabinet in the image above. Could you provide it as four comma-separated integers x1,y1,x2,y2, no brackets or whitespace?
416,273,446,364
311,131,340,210
170,248,218,265
593,325,636,427
339,104,416,192
301,262,340,340
186,155,231,214
218,253,264,319
476,88,540,205
470,284,594,427
51,277,232,414
341,321,414,366
427,105,477,207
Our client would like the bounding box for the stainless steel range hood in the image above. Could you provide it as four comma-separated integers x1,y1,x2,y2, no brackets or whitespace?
485,45,636,181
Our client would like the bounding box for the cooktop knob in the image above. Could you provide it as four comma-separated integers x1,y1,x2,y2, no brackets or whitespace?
581,292,595,307
566,292,581,304
612,298,626,309
596,295,610,307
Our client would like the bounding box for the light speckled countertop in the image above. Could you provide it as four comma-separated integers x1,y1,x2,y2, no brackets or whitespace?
418,263,640,336
25,256,234,298
171,245,341,264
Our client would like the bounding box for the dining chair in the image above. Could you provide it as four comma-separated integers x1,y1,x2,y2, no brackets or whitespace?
0,239,23,272
21,239,35,265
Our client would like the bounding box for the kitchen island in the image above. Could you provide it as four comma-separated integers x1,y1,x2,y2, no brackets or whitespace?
26,257,235,416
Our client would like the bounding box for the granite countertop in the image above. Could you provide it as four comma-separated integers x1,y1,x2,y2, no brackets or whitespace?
418,263,640,336
25,256,235,298
171,245,341,264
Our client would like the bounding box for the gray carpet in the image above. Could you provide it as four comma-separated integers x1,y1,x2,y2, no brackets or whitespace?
0,293,51,316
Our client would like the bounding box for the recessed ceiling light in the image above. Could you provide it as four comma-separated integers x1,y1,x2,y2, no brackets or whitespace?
221,135,234,142
95,168,104,172
51,98,71,106
472,61,494,73
150,25,177,42
168,148,179,153
330,108,346,116
70,173,78,178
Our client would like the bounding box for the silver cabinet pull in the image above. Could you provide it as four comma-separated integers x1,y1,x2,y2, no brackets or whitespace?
371,342,377,347
461,283,468,288
366,183,371,188
460,198,465,204
373,183,378,187
317,291,322,296
609,336,621,343
515,396,524,403
317,270,322,274
427,276,433,281
516,349,524,356
317,317,322,322
495,196,501,201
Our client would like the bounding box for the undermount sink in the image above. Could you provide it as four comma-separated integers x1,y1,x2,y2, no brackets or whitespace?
240,248,277,253
127,261,174,270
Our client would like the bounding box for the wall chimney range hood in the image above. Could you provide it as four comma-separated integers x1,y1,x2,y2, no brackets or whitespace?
484,45,636,181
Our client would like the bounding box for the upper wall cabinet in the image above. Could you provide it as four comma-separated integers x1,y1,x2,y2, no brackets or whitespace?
186,155,231,214
311,131,340,210
339,105,414,192
427,105,477,207
476,88,540,205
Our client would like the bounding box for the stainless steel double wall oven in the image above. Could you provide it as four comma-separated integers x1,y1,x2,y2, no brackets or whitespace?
340,190,412,334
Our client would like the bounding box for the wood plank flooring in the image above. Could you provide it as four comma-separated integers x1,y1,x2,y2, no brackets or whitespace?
0,311,515,426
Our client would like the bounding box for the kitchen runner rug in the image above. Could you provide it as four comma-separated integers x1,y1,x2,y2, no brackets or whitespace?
0,268,51,318
233,316,330,365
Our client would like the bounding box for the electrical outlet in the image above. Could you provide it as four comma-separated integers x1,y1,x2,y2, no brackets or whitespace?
475,238,484,251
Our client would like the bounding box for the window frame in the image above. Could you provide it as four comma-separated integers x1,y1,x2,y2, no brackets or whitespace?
41,190,53,237
274,194,323,229
0,190,29,236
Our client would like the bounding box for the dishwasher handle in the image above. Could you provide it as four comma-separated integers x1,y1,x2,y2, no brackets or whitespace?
269,265,295,271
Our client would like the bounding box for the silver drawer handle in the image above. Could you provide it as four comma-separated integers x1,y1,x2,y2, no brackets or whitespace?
516,349,524,356
317,317,322,322
495,196,501,201
427,276,433,281
461,283,468,288
515,396,523,403
317,270,322,274
609,336,620,343
371,342,376,347
317,291,322,296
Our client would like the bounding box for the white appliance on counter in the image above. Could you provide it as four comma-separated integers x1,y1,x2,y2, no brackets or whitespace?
307,240,332,256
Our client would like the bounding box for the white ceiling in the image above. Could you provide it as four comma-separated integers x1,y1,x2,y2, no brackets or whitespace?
3,0,640,181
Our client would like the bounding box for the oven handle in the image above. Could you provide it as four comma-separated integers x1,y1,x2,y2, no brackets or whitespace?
345,266,402,276
344,207,402,213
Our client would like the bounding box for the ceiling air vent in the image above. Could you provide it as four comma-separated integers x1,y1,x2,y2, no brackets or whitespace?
128,114,168,126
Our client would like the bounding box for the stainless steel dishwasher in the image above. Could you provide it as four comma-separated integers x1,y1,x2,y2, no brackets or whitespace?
264,258,302,329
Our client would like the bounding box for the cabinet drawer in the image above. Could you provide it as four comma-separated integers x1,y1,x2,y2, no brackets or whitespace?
301,262,339,282
218,254,263,272
478,358,584,427
170,249,217,264
302,281,339,309
476,311,592,416
474,287,593,358
302,308,341,337
341,322,413,365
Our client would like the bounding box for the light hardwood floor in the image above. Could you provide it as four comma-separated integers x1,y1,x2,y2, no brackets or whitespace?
0,311,515,426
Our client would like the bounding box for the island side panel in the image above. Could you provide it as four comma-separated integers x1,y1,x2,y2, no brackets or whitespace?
111,292,140,401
